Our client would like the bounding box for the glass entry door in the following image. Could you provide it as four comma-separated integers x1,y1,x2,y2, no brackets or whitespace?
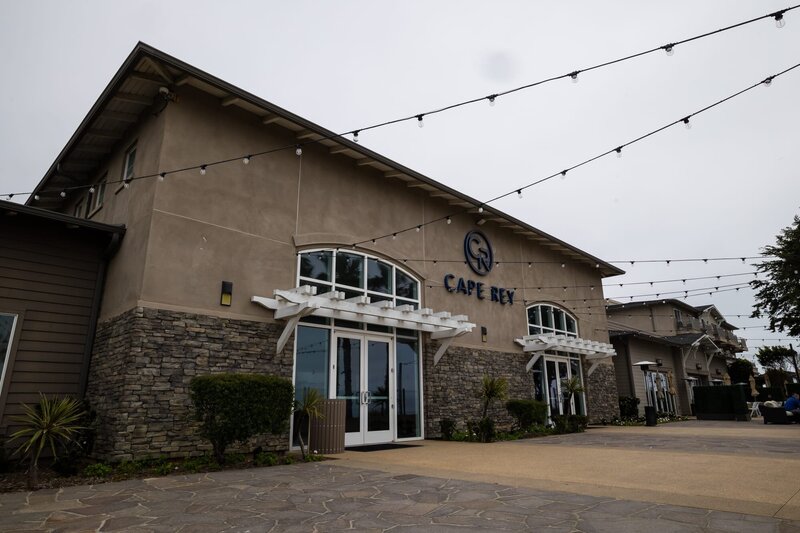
332,334,393,446
544,356,584,417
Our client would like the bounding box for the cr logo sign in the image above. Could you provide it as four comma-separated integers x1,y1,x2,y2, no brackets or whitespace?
463,230,493,276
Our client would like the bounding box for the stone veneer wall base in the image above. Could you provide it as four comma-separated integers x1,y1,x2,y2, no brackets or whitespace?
87,307,293,461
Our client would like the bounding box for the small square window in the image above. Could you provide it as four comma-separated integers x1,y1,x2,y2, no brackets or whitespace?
73,199,85,218
123,146,136,183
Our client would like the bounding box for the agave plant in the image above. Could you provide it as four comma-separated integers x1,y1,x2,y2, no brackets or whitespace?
294,388,324,461
11,395,86,489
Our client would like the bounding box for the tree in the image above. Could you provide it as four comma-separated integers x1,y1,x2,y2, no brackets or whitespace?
561,376,585,415
478,375,508,419
727,358,754,384
756,345,800,379
751,215,800,339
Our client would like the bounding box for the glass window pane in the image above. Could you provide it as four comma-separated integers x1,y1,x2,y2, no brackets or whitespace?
566,315,577,334
541,307,553,329
396,338,420,438
396,299,418,310
396,328,417,337
528,326,542,335
336,252,363,288
367,259,392,294
553,309,565,331
570,359,585,415
294,326,329,403
124,148,136,180
527,306,541,326
396,270,417,300
300,251,332,281
0,314,16,386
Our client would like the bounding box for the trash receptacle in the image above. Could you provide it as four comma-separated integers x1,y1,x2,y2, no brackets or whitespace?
309,399,346,454
644,405,657,426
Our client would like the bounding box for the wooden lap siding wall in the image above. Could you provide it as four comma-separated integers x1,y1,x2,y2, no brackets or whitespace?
0,203,122,435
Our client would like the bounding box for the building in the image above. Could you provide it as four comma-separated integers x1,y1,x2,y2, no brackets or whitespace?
3,43,625,460
608,299,747,416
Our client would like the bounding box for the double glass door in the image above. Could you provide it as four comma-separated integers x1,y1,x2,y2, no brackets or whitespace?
544,356,584,417
332,334,393,446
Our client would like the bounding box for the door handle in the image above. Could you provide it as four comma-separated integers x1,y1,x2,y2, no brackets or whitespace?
364,390,371,404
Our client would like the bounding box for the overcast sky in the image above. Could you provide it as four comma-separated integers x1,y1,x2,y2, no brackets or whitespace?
1,1,798,365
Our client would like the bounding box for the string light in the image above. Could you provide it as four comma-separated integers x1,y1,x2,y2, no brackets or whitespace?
478,206,484,213
7,7,800,203
295,146,303,156
488,95,497,106
200,165,207,175
683,117,692,129
89,186,95,194
615,147,623,158
764,76,773,87
774,11,786,27
158,172,166,182
243,155,251,165
446,217,452,225
123,182,130,189
417,115,424,128
560,170,567,179
416,225,421,232
569,71,579,83
60,191,66,198
353,131,359,143
664,44,675,56
517,189,523,199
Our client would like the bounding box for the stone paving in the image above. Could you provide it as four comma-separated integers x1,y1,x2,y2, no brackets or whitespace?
2,463,799,532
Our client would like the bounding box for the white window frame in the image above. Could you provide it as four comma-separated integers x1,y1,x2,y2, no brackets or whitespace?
527,303,579,338
73,198,85,218
292,249,425,444
0,313,19,406
116,144,136,193
89,174,107,215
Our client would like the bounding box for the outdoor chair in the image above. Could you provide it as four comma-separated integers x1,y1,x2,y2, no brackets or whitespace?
759,405,797,424
747,402,760,418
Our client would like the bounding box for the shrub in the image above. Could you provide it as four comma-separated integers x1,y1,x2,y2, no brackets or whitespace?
618,396,640,419
0,435,11,473
10,395,85,489
477,417,495,442
254,451,278,467
52,401,98,476
505,399,548,430
478,375,508,419
154,462,174,476
83,463,112,478
190,373,294,464
440,418,456,440
551,415,588,434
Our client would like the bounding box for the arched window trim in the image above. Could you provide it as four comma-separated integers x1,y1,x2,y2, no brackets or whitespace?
526,302,579,338
297,248,421,315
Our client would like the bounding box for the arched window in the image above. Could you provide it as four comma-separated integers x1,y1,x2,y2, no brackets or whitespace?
526,303,578,337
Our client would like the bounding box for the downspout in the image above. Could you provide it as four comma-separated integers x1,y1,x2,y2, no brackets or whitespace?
79,231,123,398
624,338,635,398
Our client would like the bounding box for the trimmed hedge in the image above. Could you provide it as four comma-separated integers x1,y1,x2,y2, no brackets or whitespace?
505,399,548,430
189,373,293,463
551,415,588,434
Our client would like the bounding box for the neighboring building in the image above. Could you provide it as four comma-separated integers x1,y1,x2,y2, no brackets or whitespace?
3,43,625,460
0,201,124,432
608,299,747,416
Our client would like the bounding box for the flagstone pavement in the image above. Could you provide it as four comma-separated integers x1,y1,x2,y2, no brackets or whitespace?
1,462,799,532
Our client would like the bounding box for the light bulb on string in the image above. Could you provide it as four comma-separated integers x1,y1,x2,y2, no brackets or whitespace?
517,189,523,199
295,146,303,156
353,131,359,143
615,147,623,158
243,155,251,165
123,182,130,189
60,191,66,198
488,95,496,106
560,170,567,180
200,165,207,175
392,234,397,240
417,115,424,128
158,172,166,182
664,44,675,56
446,217,452,225
34,195,39,201
570,71,579,83
416,226,421,232
478,206,484,213
775,12,785,28
764,77,773,87
89,187,95,194
683,117,691,129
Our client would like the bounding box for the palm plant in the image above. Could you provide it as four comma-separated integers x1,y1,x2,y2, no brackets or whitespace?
294,388,324,461
561,376,585,415
479,375,509,418
11,395,85,489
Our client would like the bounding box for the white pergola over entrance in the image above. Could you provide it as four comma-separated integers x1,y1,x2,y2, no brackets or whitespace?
681,334,720,373
514,333,617,375
252,285,475,363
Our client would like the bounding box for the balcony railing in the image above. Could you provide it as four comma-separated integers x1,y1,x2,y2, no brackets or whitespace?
675,318,745,352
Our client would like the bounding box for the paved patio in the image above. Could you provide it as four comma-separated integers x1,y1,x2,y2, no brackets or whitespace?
1,463,798,532
1,420,799,531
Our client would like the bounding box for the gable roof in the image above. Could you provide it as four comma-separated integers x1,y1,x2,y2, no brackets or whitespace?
605,298,700,316
26,42,623,278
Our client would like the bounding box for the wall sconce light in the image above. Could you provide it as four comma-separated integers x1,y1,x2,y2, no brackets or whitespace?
220,281,233,306
696,363,703,370
655,358,663,366
481,326,488,343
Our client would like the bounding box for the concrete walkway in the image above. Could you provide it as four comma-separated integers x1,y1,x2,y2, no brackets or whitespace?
338,420,800,521
1,420,798,531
